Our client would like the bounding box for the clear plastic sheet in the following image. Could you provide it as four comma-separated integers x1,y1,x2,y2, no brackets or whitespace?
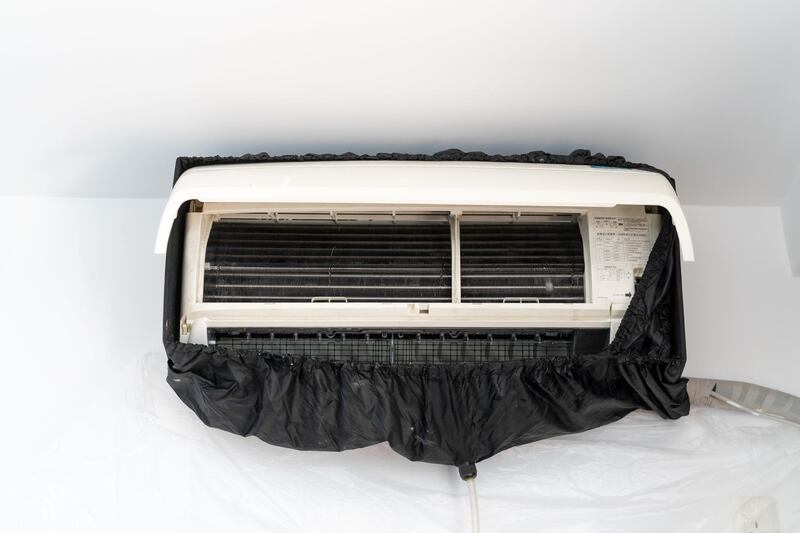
8,349,798,533
2,198,799,532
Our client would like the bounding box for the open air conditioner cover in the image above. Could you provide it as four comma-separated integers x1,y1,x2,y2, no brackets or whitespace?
161,149,688,467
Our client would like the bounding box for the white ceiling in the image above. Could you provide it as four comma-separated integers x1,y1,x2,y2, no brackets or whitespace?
2,0,799,204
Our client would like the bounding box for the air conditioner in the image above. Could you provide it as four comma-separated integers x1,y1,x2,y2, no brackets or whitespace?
158,158,692,353
156,151,800,532
156,151,695,470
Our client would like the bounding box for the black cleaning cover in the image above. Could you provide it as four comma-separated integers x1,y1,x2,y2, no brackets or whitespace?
162,149,689,466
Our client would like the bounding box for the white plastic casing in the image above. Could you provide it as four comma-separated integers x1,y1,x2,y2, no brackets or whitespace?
155,161,693,260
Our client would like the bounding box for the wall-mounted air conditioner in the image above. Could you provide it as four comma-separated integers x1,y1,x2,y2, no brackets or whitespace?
157,159,692,363
156,151,696,471
155,151,800,533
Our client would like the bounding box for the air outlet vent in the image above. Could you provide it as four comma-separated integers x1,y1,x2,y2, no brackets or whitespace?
203,219,452,303
459,220,585,303
208,328,610,364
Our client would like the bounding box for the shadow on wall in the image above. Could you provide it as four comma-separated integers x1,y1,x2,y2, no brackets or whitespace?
782,175,800,276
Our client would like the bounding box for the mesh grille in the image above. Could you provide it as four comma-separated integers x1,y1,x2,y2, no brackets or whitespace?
208,329,609,364
203,220,452,303
460,221,585,303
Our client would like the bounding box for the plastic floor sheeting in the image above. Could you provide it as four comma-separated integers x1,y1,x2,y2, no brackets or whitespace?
1,198,799,532
7,349,799,533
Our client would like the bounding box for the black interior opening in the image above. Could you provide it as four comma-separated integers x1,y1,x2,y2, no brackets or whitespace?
208,328,610,365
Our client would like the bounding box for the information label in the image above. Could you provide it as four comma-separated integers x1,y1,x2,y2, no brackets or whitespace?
589,212,658,303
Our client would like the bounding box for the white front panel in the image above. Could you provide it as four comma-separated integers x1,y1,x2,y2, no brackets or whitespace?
155,161,693,261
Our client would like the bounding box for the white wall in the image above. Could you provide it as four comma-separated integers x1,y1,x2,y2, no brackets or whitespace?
1,198,799,533
682,206,800,396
